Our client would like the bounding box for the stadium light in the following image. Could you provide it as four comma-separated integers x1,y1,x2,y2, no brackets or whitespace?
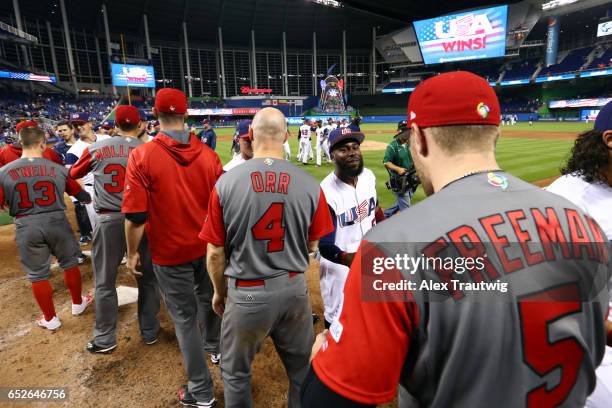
542,0,580,10
310,0,343,8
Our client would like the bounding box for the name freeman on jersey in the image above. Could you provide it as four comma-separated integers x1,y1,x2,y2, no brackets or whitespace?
365,207,609,299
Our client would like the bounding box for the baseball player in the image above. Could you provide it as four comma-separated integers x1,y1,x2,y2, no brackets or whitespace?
339,118,348,128
315,120,331,167
0,121,62,166
0,126,92,330
283,118,291,161
546,101,612,407
302,72,611,407
123,88,221,407
298,119,313,165
223,120,253,172
318,127,383,328
198,119,217,151
65,113,111,232
201,107,334,408
54,121,93,246
70,105,160,353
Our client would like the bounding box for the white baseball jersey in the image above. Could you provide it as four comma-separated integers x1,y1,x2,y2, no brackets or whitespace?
223,154,247,172
319,167,378,323
546,174,612,240
299,124,311,140
315,126,326,142
65,135,111,185
545,173,612,408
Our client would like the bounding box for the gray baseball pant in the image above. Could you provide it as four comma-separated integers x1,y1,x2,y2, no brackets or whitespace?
221,273,314,408
91,212,160,347
15,211,80,282
153,257,217,401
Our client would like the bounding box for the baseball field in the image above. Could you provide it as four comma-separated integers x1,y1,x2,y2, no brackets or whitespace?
0,121,588,407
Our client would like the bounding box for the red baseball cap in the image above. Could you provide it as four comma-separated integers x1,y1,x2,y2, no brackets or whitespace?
407,71,500,128
154,88,187,115
115,105,140,127
16,120,38,133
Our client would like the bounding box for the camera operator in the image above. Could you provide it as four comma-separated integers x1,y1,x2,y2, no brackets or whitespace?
383,120,417,218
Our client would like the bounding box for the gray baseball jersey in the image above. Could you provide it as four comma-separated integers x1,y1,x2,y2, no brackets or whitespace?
200,156,334,407
313,172,610,407
69,136,143,212
200,157,334,280
69,135,160,348
0,157,88,281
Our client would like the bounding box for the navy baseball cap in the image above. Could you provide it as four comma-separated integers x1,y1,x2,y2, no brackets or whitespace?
138,109,147,121
594,101,612,132
235,119,252,139
328,127,365,151
70,112,91,124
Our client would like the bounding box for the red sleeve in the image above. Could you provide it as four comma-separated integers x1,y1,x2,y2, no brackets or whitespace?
375,207,385,223
312,240,418,404
308,188,335,240
65,176,84,197
44,148,62,165
0,184,6,208
199,186,226,246
122,149,150,213
69,147,93,179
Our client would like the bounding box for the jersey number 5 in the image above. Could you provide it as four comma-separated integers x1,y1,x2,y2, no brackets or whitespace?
518,283,584,408
16,181,56,209
104,164,126,193
252,202,285,252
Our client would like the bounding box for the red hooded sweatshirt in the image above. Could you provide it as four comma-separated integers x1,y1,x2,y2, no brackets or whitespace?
122,132,223,265
0,143,62,166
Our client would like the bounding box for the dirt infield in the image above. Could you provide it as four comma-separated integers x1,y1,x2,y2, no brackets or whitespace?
360,140,388,151
0,201,348,408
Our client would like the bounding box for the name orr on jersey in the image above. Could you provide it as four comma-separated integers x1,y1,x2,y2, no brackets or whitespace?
250,171,290,195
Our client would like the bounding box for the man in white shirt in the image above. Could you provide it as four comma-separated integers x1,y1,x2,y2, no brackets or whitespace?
223,120,253,172
546,101,612,408
66,112,111,231
298,119,313,165
317,127,384,328
315,119,331,167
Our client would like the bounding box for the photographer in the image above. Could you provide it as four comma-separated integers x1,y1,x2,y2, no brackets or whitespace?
383,120,416,217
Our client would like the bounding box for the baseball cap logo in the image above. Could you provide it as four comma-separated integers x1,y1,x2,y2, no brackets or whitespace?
341,127,351,135
410,111,416,120
477,102,490,119
170,105,176,112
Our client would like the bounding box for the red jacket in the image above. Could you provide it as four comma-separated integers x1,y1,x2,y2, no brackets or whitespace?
0,143,62,167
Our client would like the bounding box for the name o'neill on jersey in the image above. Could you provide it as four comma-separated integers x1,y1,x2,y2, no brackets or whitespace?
337,197,377,227
7,164,57,180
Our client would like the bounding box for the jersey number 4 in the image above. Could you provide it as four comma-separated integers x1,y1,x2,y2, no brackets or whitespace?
518,283,585,408
15,181,56,209
104,164,126,193
252,202,285,252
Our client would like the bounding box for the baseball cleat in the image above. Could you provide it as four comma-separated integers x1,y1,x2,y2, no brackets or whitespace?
209,353,220,365
85,341,117,354
72,293,93,316
77,253,88,265
144,337,158,345
79,235,91,245
36,315,61,331
178,385,216,407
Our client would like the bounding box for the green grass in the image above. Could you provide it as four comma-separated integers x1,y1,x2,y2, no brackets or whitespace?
212,121,578,208
0,211,12,226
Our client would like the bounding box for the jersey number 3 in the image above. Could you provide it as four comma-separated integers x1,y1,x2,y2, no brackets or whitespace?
252,202,285,252
518,283,584,408
16,181,56,209
104,164,126,193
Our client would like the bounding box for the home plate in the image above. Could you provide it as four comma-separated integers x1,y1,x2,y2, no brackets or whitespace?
117,286,139,306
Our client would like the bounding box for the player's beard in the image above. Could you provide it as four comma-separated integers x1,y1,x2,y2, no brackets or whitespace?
338,156,364,178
